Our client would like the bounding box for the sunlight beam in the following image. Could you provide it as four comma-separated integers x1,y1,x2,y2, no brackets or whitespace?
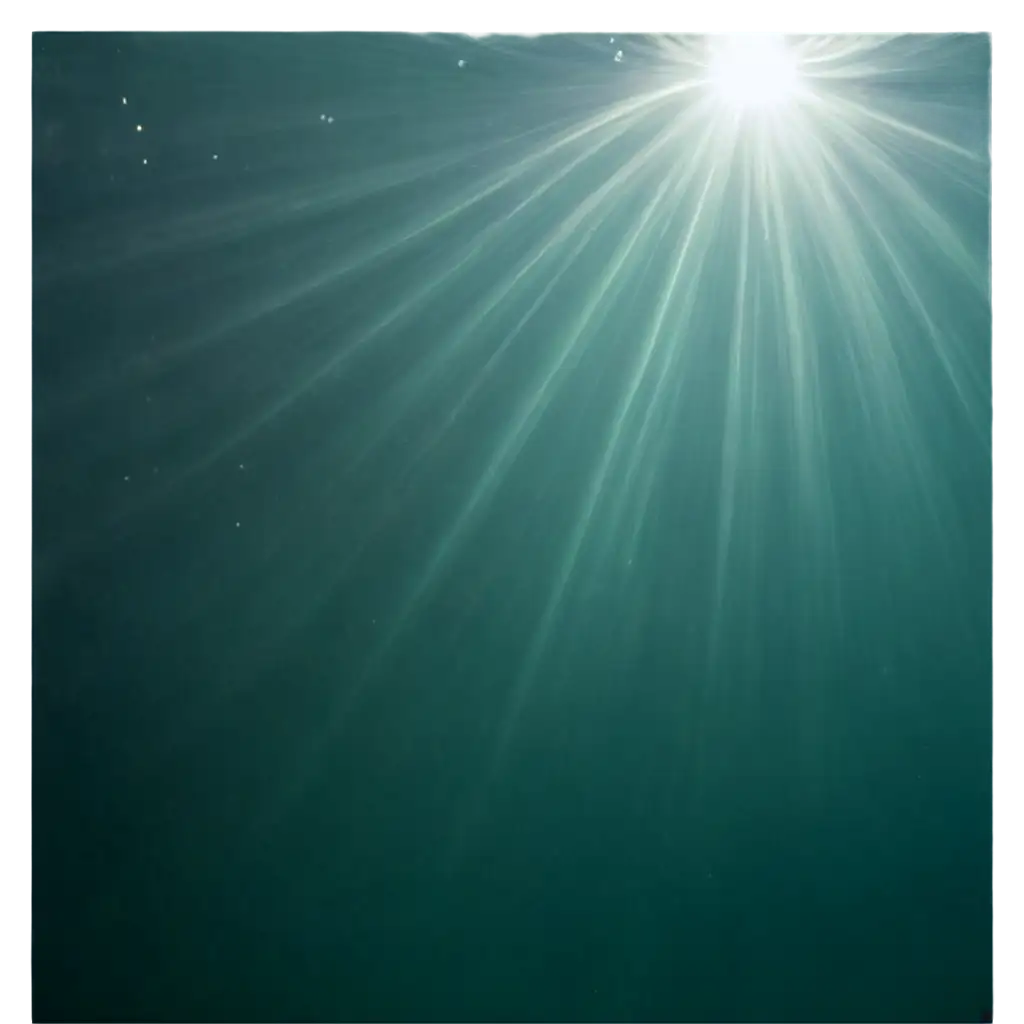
707,34,803,113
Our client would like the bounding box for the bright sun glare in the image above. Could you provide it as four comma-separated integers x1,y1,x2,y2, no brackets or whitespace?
707,34,802,113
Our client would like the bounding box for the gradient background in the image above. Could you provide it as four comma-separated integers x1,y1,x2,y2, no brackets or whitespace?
0,8,1019,1024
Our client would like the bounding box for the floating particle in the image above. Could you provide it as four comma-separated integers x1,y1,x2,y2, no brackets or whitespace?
610,37,614,43
136,124,143,132
212,153,219,160
122,96,127,105
142,158,147,165
235,521,241,528
614,50,623,62
239,463,245,470
458,59,466,68
320,113,326,120
327,116,334,124
124,475,130,481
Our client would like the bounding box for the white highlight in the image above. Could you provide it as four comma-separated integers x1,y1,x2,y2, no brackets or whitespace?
708,34,801,112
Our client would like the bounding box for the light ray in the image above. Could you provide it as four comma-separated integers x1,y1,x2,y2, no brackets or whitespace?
73,34,989,859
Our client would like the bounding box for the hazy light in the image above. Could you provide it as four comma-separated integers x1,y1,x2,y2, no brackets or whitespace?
708,34,801,112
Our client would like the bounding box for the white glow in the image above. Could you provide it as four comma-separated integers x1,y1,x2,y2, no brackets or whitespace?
708,34,801,112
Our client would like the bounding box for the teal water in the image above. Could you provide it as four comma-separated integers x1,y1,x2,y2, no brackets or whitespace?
33,33,991,1022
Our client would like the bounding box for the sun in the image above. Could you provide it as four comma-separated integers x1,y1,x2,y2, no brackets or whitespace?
706,34,803,113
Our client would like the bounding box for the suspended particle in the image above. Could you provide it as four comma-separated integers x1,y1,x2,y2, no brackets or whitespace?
212,153,218,160
458,58,466,68
614,49,623,62
320,113,326,120
136,124,143,132
122,96,127,105
610,37,614,43
327,116,334,124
